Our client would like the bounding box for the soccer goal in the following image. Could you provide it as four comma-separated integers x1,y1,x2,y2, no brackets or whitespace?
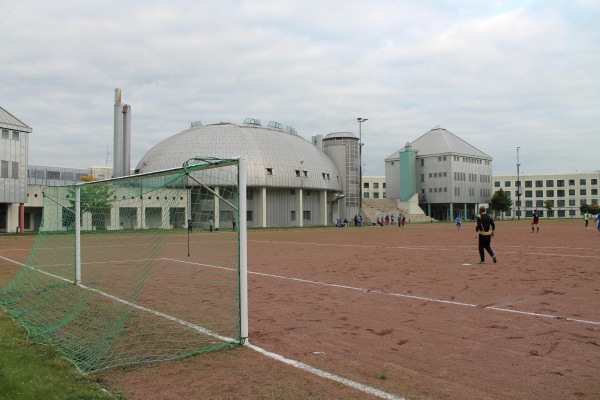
0,157,248,373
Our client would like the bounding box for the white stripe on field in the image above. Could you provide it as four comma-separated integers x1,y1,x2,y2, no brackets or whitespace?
0,255,404,400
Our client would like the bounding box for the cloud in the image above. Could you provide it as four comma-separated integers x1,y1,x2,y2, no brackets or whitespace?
1,0,598,176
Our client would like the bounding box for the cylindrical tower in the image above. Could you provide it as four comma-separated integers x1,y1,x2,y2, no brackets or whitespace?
113,89,123,178
322,132,359,219
399,142,416,201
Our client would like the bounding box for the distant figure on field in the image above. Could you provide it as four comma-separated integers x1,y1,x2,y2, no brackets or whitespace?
209,217,214,233
584,212,590,228
343,217,349,227
188,218,193,233
531,210,540,233
232,216,236,231
595,214,600,235
401,215,406,227
456,216,462,231
475,206,496,265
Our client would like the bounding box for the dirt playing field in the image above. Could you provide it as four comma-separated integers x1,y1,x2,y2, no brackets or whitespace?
1,218,599,400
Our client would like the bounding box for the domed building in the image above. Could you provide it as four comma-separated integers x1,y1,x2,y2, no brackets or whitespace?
136,119,359,228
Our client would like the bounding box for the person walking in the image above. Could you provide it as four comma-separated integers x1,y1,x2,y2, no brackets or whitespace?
456,216,462,231
475,206,496,264
209,217,214,233
584,212,590,228
531,210,540,233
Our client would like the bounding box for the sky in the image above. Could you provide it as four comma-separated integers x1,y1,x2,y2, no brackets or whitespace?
1,0,598,177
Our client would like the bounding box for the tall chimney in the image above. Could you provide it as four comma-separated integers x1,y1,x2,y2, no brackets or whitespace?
113,89,123,178
122,104,131,176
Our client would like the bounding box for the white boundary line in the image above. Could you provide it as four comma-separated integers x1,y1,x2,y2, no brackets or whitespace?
0,255,406,400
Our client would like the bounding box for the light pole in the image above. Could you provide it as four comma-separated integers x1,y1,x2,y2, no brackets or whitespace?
357,118,368,221
517,147,521,220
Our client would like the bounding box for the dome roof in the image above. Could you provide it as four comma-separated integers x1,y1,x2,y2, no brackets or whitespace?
136,122,343,190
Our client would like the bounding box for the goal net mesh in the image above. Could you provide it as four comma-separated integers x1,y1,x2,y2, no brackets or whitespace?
0,158,243,373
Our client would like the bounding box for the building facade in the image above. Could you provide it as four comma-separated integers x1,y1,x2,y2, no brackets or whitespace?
362,176,386,199
1,107,32,233
386,126,493,221
493,172,599,218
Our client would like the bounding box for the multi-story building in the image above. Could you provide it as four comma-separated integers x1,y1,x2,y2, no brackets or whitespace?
493,173,599,219
1,106,32,233
362,176,386,199
386,126,493,221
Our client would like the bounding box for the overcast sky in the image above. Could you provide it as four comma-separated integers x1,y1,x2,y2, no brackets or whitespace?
1,0,598,177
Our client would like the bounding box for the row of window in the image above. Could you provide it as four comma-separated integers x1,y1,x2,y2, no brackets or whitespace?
264,168,334,181
0,161,19,179
507,210,587,217
364,192,386,199
518,189,598,197
496,178,598,188
1,129,21,141
363,182,386,189
515,199,599,207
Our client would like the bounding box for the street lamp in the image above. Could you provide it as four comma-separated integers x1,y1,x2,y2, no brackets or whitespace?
357,118,368,221
517,147,521,220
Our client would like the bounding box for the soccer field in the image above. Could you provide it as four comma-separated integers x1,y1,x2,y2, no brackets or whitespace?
1,219,599,399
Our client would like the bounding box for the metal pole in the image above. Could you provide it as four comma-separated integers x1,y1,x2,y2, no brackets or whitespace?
517,147,521,220
357,118,367,221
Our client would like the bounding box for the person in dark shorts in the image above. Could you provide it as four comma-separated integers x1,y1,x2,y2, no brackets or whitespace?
531,210,540,233
475,206,496,264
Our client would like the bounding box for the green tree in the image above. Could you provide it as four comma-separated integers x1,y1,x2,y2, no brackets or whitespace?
580,203,600,215
66,178,115,230
544,200,553,218
489,188,513,220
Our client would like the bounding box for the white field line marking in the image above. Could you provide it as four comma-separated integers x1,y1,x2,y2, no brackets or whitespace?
164,258,600,327
249,240,600,259
0,255,404,400
247,343,406,400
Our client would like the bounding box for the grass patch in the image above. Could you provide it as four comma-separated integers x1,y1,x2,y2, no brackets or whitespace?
0,311,121,400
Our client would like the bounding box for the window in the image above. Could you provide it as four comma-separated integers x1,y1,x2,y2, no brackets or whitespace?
383,183,386,188
536,200,544,207
48,170,61,179
303,211,310,220
373,182,379,189
569,189,575,196
374,192,380,198
546,180,554,187
420,159,424,166
557,190,565,197
421,174,424,182
535,180,543,188
580,179,586,185
525,190,532,198
558,210,565,217
525,181,532,188
0,161,8,178
592,199,598,205
569,199,575,206
290,211,295,220
303,171,308,177
364,182,369,189
266,168,273,175
569,179,575,185
580,199,587,205
505,181,511,187
557,180,565,187
592,189,598,195
434,173,437,177
12,131,19,141
364,192,370,198
246,188,253,200
592,179,598,185
429,173,432,178
526,200,533,207
546,190,554,197
580,189,587,195
1,129,8,139
11,162,18,179
535,190,543,197
495,181,501,187
246,211,253,221
295,170,300,177
443,156,447,161
557,200,565,207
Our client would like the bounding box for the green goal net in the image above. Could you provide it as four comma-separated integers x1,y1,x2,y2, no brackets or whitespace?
0,157,248,373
